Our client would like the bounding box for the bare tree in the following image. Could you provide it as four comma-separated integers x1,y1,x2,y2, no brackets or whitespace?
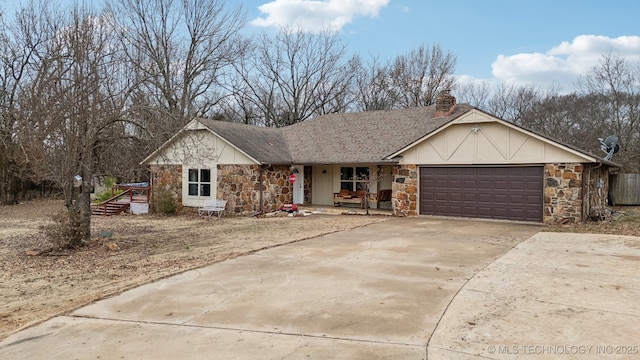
388,43,456,108
16,6,135,246
575,53,640,171
517,94,586,143
481,82,554,123
454,80,492,110
352,55,396,111
111,0,246,138
514,54,640,171
231,27,358,127
361,167,389,215
0,2,54,204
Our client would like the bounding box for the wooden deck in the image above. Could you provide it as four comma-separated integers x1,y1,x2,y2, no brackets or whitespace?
91,185,150,216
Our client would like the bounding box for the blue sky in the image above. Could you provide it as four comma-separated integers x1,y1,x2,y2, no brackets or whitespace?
240,0,640,92
4,0,640,93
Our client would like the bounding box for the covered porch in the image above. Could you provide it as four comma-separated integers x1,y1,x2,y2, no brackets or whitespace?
290,164,396,211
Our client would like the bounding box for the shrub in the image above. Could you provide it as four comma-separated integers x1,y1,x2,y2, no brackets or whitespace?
41,209,87,249
153,187,177,215
103,176,116,189
94,176,122,203
95,189,123,202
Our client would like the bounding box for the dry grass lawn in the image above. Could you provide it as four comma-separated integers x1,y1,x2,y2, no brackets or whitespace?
0,200,389,340
1,200,638,341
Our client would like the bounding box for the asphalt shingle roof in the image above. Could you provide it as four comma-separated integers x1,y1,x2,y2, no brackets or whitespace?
281,104,473,164
194,104,617,167
195,119,293,164
196,104,473,165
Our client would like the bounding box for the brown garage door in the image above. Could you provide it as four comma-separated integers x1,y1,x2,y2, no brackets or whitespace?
419,166,543,222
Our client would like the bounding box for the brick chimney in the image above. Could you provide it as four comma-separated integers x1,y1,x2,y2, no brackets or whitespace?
434,90,456,117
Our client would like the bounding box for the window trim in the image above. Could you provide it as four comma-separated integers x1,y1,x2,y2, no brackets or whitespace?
187,168,211,197
340,166,370,191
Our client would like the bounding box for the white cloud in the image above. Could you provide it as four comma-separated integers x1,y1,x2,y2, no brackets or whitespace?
251,0,390,32
491,35,640,91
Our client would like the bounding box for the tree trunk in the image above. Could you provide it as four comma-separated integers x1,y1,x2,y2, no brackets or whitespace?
76,186,92,242
64,183,92,247
0,157,20,205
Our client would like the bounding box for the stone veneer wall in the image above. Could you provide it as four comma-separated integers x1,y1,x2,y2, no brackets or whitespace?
303,166,312,204
392,165,418,216
217,164,292,214
544,163,583,224
582,165,610,220
390,162,589,224
149,164,183,212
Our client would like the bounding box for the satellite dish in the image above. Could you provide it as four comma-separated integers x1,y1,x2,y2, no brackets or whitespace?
598,135,620,161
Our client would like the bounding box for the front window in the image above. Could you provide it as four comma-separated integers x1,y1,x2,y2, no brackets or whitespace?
340,166,369,191
188,169,211,196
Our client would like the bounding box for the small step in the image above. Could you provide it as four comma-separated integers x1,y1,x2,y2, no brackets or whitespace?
91,202,130,216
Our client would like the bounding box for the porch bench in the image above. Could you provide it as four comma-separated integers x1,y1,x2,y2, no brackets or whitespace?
333,190,372,208
376,189,392,208
198,199,227,217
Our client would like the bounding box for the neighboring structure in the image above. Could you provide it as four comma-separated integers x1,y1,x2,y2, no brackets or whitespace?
142,92,619,224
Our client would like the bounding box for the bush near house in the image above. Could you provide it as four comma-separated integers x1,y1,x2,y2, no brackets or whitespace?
152,187,178,215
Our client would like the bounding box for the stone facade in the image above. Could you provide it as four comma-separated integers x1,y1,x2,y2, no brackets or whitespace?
217,164,293,214
149,164,293,215
151,161,603,224
149,164,183,212
392,164,418,217
544,163,583,224
303,166,312,204
582,165,611,220
387,162,598,224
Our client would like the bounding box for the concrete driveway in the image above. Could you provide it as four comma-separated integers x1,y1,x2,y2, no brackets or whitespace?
1,217,638,359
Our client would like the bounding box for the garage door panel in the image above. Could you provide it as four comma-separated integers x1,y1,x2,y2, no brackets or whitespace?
435,179,449,188
434,205,449,214
510,194,525,204
476,207,493,217
445,168,461,176
449,179,464,189
509,180,525,190
435,193,449,201
526,195,540,203
462,180,476,188
478,180,493,190
494,208,509,217
493,180,507,189
475,168,492,176
420,166,543,222
528,181,543,191
465,205,478,213
493,194,508,204
464,193,478,202
509,168,523,176
463,168,478,176
506,208,523,218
